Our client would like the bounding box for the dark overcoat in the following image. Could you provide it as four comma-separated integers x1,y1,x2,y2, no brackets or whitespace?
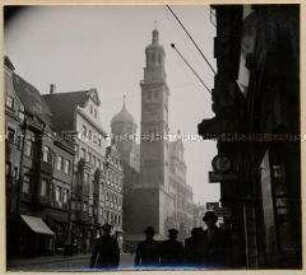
159,239,184,267
134,239,160,267
90,235,120,269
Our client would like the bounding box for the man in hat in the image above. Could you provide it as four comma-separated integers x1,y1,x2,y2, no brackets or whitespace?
90,223,120,269
134,226,160,268
159,228,184,267
202,211,226,268
184,227,206,268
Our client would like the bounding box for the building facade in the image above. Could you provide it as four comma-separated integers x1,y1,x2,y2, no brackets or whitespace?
6,59,75,258
104,144,123,233
43,87,113,253
198,5,301,268
168,137,194,240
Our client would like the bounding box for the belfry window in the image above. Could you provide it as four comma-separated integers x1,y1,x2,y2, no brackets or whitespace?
158,54,162,65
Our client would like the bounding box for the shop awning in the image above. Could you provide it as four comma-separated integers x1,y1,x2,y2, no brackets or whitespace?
21,215,55,236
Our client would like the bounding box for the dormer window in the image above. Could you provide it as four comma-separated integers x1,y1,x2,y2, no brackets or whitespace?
6,96,14,109
19,105,25,120
83,125,87,137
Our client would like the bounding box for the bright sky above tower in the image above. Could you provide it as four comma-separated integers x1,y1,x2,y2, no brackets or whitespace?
5,5,220,204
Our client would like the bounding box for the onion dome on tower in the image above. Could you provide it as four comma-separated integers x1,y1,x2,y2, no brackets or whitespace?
111,95,137,137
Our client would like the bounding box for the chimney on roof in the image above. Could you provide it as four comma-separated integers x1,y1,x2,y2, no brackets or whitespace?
49,84,56,94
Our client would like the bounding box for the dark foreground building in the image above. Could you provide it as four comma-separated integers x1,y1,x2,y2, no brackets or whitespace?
198,5,301,268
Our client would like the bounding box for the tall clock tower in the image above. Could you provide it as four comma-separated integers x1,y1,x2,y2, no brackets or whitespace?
130,28,172,238
140,27,169,189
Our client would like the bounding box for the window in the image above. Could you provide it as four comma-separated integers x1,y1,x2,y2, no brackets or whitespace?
158,54,162,65
85,172,90,185
56,156,62,170
98,159,101,170
81,148,86,159
63,189,68,204
64,160,70,175
99,207,103,216
93,155,96,168
13,167,18,178
22,175,30,193
75,144,79,158
6,96,14,109
148,91,152,100
55,186,61,202
24,140,32,157
16,135,22,150
94,109,97,118
98,137,102,147
88,130,92,141
88,152,92,164
83,125,87,136
154,90,158,99
90,104,93,114
93,134,97,144
43,146,51,163
5,162,11,176
41,179,47,196
19,105,24,120
7,128,15,145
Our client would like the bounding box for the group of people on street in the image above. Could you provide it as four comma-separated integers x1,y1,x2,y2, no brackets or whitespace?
90,211,230,270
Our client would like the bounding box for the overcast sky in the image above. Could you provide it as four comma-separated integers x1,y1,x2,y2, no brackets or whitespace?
5,5,219,204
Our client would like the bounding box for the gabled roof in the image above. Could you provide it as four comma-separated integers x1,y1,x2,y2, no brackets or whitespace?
4,56,15,71
43,90,92,131
13,73,52,124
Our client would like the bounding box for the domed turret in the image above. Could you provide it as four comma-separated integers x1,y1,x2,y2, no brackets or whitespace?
111,96,135,125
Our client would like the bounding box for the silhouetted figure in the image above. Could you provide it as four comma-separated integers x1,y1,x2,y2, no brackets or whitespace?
184,227,206,268
134,226,160,268
90,223,120,270
160,228,184,267
202,211,226,268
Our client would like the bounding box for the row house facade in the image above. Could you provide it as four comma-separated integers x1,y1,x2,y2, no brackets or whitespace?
168,137,194,241
5,57,75,259
5,56,124,258
104,145,123,234
43,86,123,253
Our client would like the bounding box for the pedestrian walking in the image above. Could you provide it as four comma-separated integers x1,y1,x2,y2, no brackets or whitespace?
184,227,206,268
89,223,120,270
134,226,160,268
159,228,184,268
202,211,226,268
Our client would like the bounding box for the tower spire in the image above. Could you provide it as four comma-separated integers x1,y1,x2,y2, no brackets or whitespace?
123,94,126,108
152,23,159,44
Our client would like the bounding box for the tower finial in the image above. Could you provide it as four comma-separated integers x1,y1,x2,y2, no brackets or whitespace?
123,94,126,107
152,23,159,44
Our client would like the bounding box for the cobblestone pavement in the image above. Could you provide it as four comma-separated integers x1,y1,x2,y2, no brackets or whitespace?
7,253,135,271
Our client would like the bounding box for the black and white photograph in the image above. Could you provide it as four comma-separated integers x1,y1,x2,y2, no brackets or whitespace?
4,4,301,271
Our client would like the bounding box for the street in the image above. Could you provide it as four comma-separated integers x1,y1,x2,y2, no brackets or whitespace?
7,253,135,271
